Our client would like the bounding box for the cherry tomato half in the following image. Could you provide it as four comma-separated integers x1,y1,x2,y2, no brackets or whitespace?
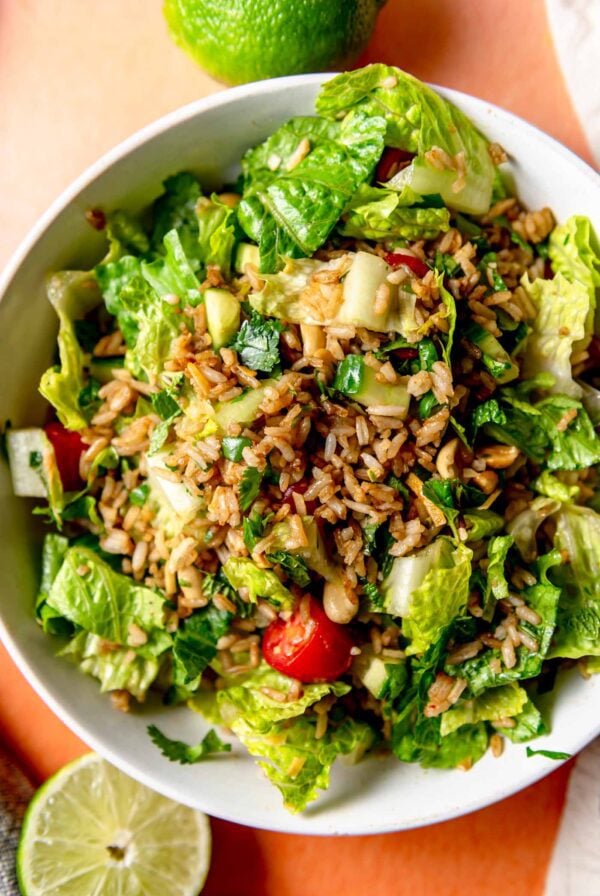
384,251,429,279
262,595,354,683
281,481,318,515
44,422,86,491
375,147,415,183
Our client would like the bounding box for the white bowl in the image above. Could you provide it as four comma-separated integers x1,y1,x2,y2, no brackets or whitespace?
1,74,599,836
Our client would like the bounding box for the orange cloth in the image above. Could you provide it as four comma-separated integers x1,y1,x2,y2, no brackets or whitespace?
0,1,589,893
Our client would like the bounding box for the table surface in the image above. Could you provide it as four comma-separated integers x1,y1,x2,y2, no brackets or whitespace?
0,1,591,893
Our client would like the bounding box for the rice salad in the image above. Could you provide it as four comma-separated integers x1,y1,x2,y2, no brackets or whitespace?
8,65,600,813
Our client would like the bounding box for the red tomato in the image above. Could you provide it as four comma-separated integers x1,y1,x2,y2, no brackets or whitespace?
375,147,415,183
262,596,354,683
384,251,429,279
44,422,86,491
281,481,318,515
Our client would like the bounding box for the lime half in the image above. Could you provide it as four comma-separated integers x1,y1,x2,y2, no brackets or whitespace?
17,753,211,896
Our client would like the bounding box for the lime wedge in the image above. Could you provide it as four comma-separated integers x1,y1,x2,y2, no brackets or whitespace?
17,753,211,896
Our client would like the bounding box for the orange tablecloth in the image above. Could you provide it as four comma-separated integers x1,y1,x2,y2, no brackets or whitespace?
0,2,591,893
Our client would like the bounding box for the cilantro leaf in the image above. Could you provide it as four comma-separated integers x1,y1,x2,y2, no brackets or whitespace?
266,550,311,587
243,509,271,552
151,389,182,421
222,436,252,462
239,466,264,510
230,311,282,373
148,724,231,764
525,747,571,761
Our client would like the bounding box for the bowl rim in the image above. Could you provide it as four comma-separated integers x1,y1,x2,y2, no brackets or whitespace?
1,71,599,835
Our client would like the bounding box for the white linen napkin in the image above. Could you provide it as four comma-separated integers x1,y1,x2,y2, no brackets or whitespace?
546,0,600,166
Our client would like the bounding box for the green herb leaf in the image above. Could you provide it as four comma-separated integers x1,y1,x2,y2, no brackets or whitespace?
148,724,231,764
333,354,364,395
151,389,182,421
129,483,150,507
230,311,283,373
266,550,311,587
222,436,253,462
243,509,272,552
526,747,571,760
172,605,232,688
238,466,264,511
471,399,507,438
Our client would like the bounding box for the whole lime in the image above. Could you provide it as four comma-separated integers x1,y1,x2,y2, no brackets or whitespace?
164,0,387,85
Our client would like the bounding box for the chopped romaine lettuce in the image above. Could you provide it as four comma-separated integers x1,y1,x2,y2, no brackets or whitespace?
496,698,548,743
222,557,294,610
521,272,589,398
215,663,349,732
481,535,513,621
316,64,496,214
172,605,232,691
60,631,160,701
548,504,600,659
447,552,561,693
232,713,374,812
46,546,171,655
196,195,237,276
39,272,102,430
548,215,600,344
440,683,528,736
239,112,386,271
339,184,450,241
383,538,472,655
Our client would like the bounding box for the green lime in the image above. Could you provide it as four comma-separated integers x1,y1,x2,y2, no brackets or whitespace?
164,0,387,85
17,753,211,896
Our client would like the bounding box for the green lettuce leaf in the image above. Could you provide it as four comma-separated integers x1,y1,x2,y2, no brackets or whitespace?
215,663,350,733
440,683,528,736
484,386,600,472
39,272,102,430
222,557,294,610
239,112,386,270
172,605,232,690
496,698,548,743
196,194,237,276
521,272,589,398
463,510,505,541
548,215,600,343
481,535,513,621
232,713,375,812
95,253,181,380
47,546,171,655
316,64,496,214
393,716,488,768
59,631,160,701
36,533,72,636
390,541,472,655
151,171,203,266
141,229,201,307
548,504,600,658
339,184,450,241
506,496,560,563
447,551,562,694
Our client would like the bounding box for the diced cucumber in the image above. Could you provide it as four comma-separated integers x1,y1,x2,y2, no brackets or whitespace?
353,646,407,700
6,428,53,498
204,288,241,350
89,357,124,385
338,251,390,330
234,242,260,274
333,355,410,415
146,451,202,527
464,321,519,384
214,380,274,431
354,366,409,413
